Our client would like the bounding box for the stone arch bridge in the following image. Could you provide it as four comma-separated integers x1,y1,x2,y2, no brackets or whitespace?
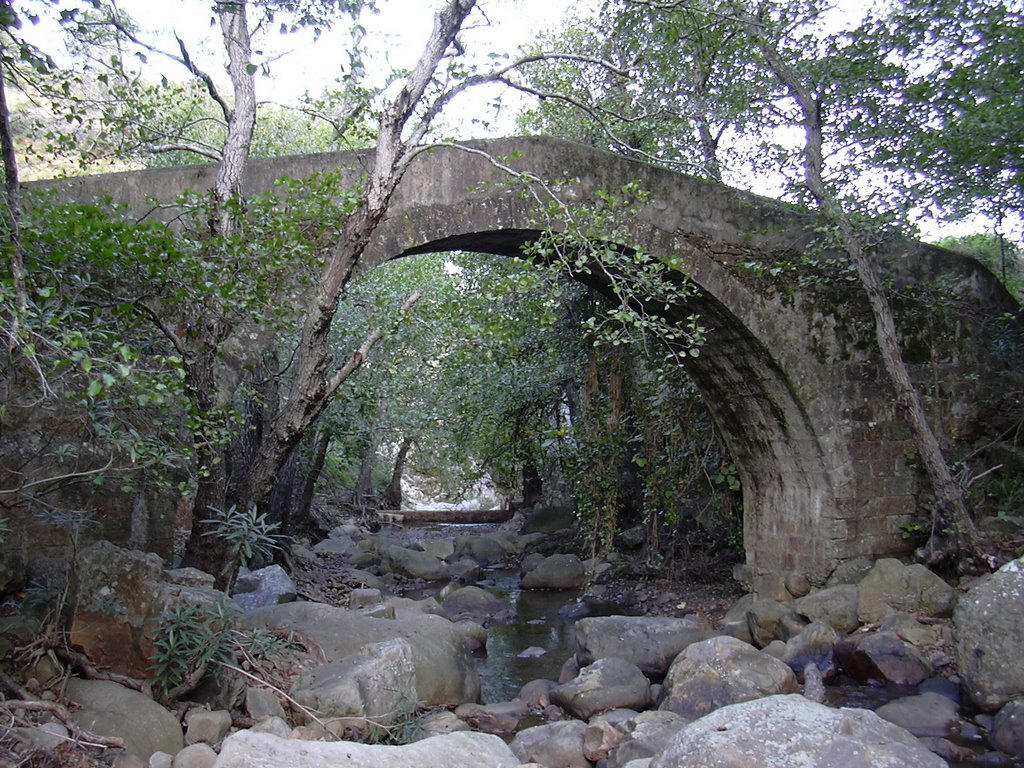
43,136,1020,586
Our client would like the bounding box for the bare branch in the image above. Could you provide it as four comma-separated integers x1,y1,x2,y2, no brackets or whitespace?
174,32,232,122
147,142,223,162
133,299,188,359
0,458,115,497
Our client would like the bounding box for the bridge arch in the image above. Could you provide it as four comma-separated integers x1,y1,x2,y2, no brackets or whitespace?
43,136,1018,585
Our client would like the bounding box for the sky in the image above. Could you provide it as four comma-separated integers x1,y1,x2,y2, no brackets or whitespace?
18,0,1013,241
38,0,598,137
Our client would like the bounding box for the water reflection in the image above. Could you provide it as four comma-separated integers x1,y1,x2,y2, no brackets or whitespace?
473,567,579,704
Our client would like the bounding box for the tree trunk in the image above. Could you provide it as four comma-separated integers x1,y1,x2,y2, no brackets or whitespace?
521,451,544,509
741,12,978,559
265,449,298,550
0,49,26,348
354,436,377,512
383,436,413,509
212,0,256,237
292,429,331,535
179,353,231,584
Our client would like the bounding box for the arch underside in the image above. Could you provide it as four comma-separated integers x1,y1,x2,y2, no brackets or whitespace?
395,229,838,583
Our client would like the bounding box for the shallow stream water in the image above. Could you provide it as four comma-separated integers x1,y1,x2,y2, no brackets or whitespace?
400,523,1000,766
471,567,578,704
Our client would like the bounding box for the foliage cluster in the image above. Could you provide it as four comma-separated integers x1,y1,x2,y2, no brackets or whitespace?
150,597,295,700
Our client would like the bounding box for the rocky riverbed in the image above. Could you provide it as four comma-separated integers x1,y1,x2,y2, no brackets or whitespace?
2,507,1023,767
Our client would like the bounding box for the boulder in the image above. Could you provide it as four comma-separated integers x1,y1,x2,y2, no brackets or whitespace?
174,743,218,768
164,568,216,589
604,710,689,768
445,558,482,583
878,612,943,648
384,596,445,620
245,687,286,721
522,505,577,534
551,657,651,720
873,691,960,738
754,572,793,602
69,541,165,678
785,572,811,598
719,594,755,645
379,545,448,581
349,588,383,610
411,710,471,741
835,631,932,686
857,558,955,623
519,678,558,709
651,694,947,767
452,701,527,734
520,553,586,590
340,568,383,591
659,635,799,720
794,584,860,634
313,535,358,557
451,619,487,652
746,598,799,648
291,638,418,736
212,729,521,767
184,708,232,745
574,616,711,677
70,540,227,679
509,720,589,768
954,556,1024,711
441,585,513,623
243,602,479,706
415,537,455,560
826,557,873,587
782,620,839,679
232,564,296,613
453,534,508,565
991,699,1024,757
64,678,183,761
579,711,637,762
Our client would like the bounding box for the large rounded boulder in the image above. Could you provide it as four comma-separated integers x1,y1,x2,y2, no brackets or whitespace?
213,729,521,767
520,553,586,590
857,558,955,623
659,635,798,720
243,601,479,706
954,556,1024,711
650,694,947,768
575,616,711,677
551,657,651,719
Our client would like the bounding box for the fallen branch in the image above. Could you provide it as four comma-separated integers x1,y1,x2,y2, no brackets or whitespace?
53,646,146,692
2,699,126,749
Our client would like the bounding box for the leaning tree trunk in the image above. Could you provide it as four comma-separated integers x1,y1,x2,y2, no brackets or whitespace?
383,436,413,509
742,12,978,560
235,0,476,515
